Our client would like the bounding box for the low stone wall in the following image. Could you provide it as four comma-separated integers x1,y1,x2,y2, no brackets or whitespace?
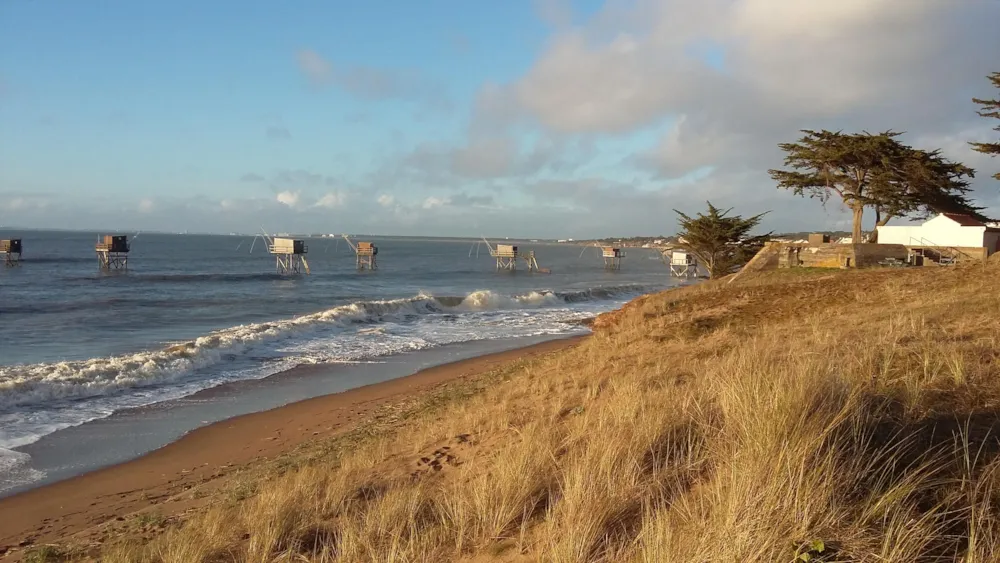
741,242,981,275
749,242,911,270
739,241,782,273
853,244,910,268
778,243,855,269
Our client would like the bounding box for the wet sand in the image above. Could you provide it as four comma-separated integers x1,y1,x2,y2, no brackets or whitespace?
0,336,584,555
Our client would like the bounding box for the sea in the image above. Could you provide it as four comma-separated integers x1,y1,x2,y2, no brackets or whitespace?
0,230,680,494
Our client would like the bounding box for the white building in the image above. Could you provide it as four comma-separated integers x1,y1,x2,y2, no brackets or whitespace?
877,213,1000,256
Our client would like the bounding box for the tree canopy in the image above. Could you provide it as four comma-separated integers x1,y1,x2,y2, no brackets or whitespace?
674,202,770,279
769,130,980,242
971,72,1000,181
870,146,982,227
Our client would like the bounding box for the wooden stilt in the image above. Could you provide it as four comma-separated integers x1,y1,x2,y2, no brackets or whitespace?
481,239,548,273
96,235,130,271
343,236,377,270
1,239,22,267
601,247,623,270
268,237,310,275
668,250,697,278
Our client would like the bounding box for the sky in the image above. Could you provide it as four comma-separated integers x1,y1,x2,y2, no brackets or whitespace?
1,0,998,238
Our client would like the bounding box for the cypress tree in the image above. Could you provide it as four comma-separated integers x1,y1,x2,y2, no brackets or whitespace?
971,72,1000,181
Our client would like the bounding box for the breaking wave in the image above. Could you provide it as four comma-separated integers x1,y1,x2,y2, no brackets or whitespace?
0,285,646,412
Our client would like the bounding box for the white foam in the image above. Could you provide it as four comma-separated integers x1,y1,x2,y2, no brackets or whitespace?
0,448,45,492
458,289,563,310
0,286,645,451
0,294,445,410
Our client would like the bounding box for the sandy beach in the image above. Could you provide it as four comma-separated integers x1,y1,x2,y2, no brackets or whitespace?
0,336,584,557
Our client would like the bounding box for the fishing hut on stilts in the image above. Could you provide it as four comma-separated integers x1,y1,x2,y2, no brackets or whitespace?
1,239,22,267
602,247,624,270
343,236,378,270
578,243,624,270
266,235,310,275
481,238,545,272
96,235,130,270
668,249,698,278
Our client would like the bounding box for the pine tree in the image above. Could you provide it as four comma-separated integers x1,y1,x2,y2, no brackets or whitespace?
674,202,770,279
971,72,1000,181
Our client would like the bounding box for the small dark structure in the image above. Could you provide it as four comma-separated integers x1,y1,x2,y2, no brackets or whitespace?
808,233,831,245
1,239,22,267
2,239,22,267
269,237,310,275
96,235,130,270
602,247,624,270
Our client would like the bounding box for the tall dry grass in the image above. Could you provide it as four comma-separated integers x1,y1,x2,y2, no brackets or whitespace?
92,263,1000,562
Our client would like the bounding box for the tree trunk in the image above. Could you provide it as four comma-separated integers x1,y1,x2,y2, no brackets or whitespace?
875,209,893,227
851,206,864,243
868,209,899,243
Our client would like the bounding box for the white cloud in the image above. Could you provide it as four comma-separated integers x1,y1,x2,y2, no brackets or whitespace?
276,190,301,208
503,0,999,137
0,194,52,212
138,199,154,213
314,192,347,209
7,3,999,237
422,196,448,209
467,0,1000,226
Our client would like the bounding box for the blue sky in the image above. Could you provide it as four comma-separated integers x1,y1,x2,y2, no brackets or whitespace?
1,0,998,237
2,1,552,197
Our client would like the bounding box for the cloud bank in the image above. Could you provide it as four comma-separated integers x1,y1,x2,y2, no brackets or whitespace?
5,1,999,237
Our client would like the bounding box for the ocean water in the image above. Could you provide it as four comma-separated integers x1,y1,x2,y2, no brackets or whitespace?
0,231,678,492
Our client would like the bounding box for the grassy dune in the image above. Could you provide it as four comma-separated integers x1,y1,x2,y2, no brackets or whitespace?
70,262,1000,561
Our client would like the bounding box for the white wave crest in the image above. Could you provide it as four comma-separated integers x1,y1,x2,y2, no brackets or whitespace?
0,286,644,412
0,295,443,410
458,290,562,310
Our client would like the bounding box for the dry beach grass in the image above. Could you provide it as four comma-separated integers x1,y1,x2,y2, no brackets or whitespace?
28,261,1000,562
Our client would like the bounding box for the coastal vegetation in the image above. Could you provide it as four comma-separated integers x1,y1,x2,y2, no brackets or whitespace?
673,202,769,279
769,130,982,243
36,259,1000,562
972,72,1000,180
768,71,1000,244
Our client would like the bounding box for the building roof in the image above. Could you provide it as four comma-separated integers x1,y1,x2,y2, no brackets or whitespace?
941,213,987,227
